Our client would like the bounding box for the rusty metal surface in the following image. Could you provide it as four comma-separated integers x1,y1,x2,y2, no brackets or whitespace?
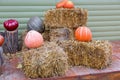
0,41,120,80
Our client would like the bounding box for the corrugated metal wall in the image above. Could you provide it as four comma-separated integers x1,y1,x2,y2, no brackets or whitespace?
0,0,120,40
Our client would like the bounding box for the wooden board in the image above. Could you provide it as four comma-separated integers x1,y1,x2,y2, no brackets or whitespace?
0,41,120,80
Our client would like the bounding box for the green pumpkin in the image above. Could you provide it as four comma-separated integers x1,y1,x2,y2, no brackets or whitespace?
27,16,45,33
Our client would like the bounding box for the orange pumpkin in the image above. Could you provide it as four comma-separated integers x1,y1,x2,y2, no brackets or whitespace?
0,35,4,46
63,1,74,8
56,0,68,8
75,26,92,42
24,30,44,48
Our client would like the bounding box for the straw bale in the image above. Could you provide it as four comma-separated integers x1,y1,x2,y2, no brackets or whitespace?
20,42,68,78
49,28,74,42
42,30,50,41
59,40,112,69
19,30,28,51
44,8,88,28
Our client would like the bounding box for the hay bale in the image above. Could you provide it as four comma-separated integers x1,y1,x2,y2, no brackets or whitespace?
42,30,50,41
49,28,74,42
20,42,68,78
59,40,112,69
19,30,28,51
44,8,88,28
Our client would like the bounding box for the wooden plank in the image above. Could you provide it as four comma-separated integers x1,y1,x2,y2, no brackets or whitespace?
87,21,120,27
0,0,120,6
88,16,120,22
93,36,120,40
0,5,120,12
0,10,120,18
92,31,120,37
90,26,120,32
0,12,44,18
0,6,54,12
89,10,120,16
77,5,120,11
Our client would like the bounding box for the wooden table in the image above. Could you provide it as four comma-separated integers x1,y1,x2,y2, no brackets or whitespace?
0,41,120,80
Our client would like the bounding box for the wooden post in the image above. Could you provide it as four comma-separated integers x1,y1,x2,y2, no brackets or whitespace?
3,29,18,54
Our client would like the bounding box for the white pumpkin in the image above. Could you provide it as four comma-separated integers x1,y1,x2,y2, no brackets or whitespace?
24,30,44,48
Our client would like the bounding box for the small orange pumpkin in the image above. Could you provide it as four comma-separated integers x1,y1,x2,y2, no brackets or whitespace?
63,1,74,8
75,26,92,42
24,30,44,48
56,0,68,8
0,35,4,46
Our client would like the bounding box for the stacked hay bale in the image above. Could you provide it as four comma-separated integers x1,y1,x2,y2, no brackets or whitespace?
18,8,89,78
18,42,68,78
58,40,112,69
44,8,88,42
18,7,113,79
44,7,112,69
44,8,88,28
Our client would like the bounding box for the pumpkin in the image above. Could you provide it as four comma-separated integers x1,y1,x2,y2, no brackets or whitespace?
56,0,68,8
27,16,45,33
24,30,44,48
0,35,4,46
75,26,92,42
63,1,74,8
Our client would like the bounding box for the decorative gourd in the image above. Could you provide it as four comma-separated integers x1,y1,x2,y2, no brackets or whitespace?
27,16,45,33
0,35,4,46
75,26,92,42
24,30,44,48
